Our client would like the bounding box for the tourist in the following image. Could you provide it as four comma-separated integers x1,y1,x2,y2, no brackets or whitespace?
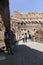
4,28,13,55
24,33,27,42
29,34,31,39
22,34,24,42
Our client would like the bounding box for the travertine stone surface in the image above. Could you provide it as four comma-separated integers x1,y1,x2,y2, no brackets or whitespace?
0,0,10,42
11,11,43,41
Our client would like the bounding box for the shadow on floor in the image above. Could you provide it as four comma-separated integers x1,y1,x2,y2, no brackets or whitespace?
0,44,43,65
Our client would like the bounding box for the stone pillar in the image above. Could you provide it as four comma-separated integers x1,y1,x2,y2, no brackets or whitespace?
0,0,10,32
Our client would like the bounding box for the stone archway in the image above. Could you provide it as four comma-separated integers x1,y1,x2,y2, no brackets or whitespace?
0,0,10,32
0,0,10,47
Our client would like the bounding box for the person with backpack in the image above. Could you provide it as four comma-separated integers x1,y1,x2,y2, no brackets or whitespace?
4,29,13,55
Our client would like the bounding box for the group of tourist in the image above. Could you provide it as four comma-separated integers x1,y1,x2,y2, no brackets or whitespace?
22,32,31,42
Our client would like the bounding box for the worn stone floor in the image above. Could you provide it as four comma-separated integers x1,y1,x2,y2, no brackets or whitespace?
0,40,43,65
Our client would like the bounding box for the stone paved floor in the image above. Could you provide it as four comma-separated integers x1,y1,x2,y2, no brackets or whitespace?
0,40,43,65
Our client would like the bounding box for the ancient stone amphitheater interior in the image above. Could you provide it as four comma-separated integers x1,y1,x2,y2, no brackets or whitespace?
0,11,43,43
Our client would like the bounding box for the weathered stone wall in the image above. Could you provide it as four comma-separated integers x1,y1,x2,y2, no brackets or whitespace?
0,0,10,31
34,30,43,43
11,11,43,41
0,0,10,42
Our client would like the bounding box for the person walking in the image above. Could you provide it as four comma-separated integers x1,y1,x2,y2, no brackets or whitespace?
10,30,16,53
24,33,27,42
4,29,13,55
29,34,31,39
22,35,24,42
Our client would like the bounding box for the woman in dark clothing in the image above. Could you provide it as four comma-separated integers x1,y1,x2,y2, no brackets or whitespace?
24,33,27,42
29,34,31,39
4,29,13,55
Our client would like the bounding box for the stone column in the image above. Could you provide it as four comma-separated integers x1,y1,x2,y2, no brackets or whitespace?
0,0,10,32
